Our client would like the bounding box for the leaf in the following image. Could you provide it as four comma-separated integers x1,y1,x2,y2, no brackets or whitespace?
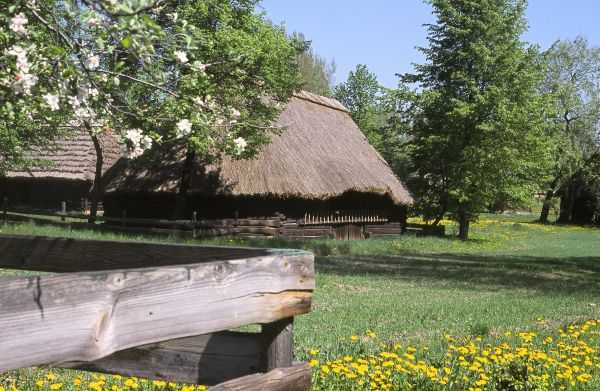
121,36,132,48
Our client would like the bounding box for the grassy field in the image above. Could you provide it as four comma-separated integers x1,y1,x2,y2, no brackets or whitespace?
1,214,599,390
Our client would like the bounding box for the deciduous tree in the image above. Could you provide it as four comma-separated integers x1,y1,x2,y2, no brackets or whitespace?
402,0,552,240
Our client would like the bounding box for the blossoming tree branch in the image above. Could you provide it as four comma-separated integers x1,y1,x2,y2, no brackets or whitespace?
1,0,301,218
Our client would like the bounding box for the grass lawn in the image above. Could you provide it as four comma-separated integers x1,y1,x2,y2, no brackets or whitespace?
1,214,599,390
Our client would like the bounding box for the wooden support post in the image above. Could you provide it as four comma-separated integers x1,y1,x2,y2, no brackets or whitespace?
2,197,7,220
81,197,86,214
191,211,197,238
61,201,66,222
122,210,127,227
261,317,293,372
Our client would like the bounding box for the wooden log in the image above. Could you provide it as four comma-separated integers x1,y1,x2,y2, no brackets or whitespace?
262,318,293,372
0,234,272,272
235,219,281,228
0,253,314,371
210,363,311,391
236,227,280,236
60,331,262,385
61,202,66,222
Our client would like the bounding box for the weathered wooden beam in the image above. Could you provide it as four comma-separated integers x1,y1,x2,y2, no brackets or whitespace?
60,331,262,385
0,253,314,371
262,318,293,372
209,363,311,391
0,234,272,272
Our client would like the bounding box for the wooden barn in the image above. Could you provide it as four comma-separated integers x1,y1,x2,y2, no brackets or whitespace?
104,91,413,240
0,131,122,210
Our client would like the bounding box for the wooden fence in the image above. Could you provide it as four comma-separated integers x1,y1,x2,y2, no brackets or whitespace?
0,235,315,390
2,199,444,239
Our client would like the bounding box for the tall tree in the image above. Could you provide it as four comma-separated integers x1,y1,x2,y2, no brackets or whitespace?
402,0,552,240
538,37,600,223
1,1,300,219
335,64,411,178
292,32,336,96
334,64,381,136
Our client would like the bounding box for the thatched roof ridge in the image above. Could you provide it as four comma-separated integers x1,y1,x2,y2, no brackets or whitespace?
293,90,348,112
107,92,413,205
6,130,123,182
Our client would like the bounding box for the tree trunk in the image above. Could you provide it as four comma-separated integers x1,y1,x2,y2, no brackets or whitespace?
172,146,196,220
87,125,104,223
458,208,469,241
539,179,558,224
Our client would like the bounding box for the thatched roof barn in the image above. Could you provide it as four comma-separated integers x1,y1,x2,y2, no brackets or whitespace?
0,131,122,209
104,91,413,239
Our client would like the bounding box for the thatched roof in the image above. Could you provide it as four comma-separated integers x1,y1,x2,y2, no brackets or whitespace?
107,91,413,205
6,130,123,182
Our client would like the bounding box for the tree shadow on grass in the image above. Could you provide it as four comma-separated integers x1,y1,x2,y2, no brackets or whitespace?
316,253,600,296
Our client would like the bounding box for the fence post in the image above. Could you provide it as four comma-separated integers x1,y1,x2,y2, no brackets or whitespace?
2,197,7,221
61,201,66,222
261,317,293,372
191,211,197,238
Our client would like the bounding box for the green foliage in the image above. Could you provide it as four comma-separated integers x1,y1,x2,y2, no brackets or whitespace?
335,65,412,178
0,0,302,172
538,37,600,223
401,0,553,238
291,32,336,96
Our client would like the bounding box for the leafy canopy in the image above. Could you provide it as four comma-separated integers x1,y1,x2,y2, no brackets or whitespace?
0,0,301,172
402,0,552,238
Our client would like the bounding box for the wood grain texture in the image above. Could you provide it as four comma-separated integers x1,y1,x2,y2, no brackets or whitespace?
60,331,263,385
262,318,293,372
0,253,314,371
0,234,274,272
209,363,311,391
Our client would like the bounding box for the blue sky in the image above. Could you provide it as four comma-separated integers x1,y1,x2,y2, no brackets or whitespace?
259,0,600,89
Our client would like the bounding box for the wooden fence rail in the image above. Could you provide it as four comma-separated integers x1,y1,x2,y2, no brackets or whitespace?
0,235,315,390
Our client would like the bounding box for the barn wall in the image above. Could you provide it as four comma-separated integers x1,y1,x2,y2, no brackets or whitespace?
103,191,408,240
0,177,91,210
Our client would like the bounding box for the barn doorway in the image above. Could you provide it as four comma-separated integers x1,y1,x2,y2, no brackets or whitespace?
334,224,364,240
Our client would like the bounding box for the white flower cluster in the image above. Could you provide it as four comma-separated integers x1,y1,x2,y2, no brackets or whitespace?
176,119,192,137
9,12,28,35
233,137,247,155
6,45,38,95
124,128,153,159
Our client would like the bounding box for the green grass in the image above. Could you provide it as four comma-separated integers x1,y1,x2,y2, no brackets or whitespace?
1,214,599,390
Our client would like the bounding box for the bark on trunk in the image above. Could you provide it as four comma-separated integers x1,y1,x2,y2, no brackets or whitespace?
539,181,557,224
88,126,104,223
172,146,196,220
458,208,469,241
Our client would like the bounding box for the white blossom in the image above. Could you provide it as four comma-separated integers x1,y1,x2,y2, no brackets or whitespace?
10,12,28,35
14,72,38,95
140,135,153,150
125,128,143,145
68,96,81,109
229,108,241,119
58,80,69,94
193,96,205,108
87,17,98,27
233,137,247,154
74,106,95,121
86,55,100,70
7,45,30,72
125,146,144,159
43,94,60,111
174,50,188,64
176,119,192,137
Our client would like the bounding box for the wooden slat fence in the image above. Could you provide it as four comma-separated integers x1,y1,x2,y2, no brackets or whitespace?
0,235,314,390
303,209,388,225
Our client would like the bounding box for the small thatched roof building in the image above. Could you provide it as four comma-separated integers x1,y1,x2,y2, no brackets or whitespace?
104,91,413,239
0,131,122,209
